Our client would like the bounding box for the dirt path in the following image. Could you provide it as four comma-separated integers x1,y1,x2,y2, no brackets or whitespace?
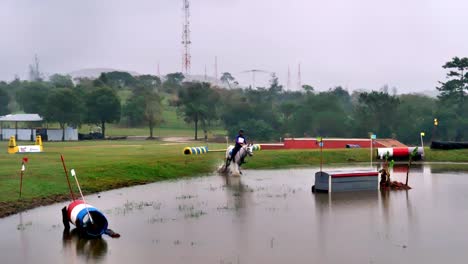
161,137,194,143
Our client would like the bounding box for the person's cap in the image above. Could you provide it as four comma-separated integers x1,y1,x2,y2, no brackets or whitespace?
239,129,244,133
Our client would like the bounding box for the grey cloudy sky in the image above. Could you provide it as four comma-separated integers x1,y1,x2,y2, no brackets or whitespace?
1,0,467,92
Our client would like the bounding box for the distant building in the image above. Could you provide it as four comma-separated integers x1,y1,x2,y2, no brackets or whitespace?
0,113,78,141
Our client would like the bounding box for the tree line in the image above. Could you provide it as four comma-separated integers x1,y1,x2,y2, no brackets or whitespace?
0,57,466,143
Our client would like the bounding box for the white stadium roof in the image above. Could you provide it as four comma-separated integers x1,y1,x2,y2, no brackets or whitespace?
0,114,43,122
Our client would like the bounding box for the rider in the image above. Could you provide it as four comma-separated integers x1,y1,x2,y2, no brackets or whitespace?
230,129,247,164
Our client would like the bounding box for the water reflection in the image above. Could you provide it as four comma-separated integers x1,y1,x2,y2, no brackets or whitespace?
18,213,29,264
223,175,250,211
391,163,424,174
62,229,108,263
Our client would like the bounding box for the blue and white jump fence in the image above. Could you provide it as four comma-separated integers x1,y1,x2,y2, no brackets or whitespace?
67,200,108,237
183,144,261,155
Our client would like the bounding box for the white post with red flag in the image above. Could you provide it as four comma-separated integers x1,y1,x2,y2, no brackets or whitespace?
70,169,94,224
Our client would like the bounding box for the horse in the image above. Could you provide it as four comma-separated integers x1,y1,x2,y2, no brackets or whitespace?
219,144,254,176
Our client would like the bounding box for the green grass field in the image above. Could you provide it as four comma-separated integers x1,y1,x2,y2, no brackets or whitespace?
0,140,467,217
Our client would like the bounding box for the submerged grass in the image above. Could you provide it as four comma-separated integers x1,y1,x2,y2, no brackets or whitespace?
0,140,467,218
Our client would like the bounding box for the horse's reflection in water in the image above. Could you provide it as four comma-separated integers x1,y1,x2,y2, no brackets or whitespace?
62,228,108,263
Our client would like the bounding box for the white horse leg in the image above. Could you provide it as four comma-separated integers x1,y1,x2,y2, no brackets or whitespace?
221,147,233,174
231,162,241,177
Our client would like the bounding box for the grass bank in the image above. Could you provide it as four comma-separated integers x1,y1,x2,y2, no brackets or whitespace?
0,141,467,218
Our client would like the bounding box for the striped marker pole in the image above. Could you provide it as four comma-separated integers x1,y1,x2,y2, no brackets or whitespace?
183,145,261,156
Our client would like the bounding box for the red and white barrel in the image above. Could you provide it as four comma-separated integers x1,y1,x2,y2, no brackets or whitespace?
67,200,108,237
377,147,424,159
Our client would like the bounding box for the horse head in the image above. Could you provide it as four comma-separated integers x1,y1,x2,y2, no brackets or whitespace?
245,143,254,157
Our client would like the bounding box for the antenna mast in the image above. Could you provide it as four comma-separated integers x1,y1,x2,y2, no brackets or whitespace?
214,56,218,85
182,0,191,74
297,63,302,90
204,65,207,81
157,62,161,78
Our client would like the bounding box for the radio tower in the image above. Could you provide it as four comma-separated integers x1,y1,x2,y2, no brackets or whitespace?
297,63,302,90
157,62,161,79
182,0,191,74
204,65,207,81
287,65,291,91
214,56,218,85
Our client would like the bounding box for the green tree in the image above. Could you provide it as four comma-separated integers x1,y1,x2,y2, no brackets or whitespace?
268,73,283,95
437,57,468,100
16,81,51,116
434,103,465,141
302,84,314,93
396,94,436,144
436,57,468,140
220,91,255,138
279,101,298,133
124,83,164,138
312,93,350,137
97,71,136,88
135,75,162,90
49,74,74,88
123,95,145,127
85,87,121,138
0,86,9,115
220,72,235,88
353,91,400,138
176,82,219,140
75,77,96,92
144,92,163,139
4,79,22,113
162,72,185,93
45,88,84,141
237,119,275,141
220,85,281,140
329,86,352,112
289,95,315,137
289,92,350,138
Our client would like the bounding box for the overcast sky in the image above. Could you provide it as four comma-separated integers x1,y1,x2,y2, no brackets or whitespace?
1,0,467,92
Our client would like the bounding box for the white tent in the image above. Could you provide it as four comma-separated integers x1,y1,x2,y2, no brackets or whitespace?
0,114,43,141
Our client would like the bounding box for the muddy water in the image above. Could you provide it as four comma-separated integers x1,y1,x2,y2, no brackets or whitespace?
2,164,468,264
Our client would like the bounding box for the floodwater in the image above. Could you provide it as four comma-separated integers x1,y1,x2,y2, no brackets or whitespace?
2,163,468,264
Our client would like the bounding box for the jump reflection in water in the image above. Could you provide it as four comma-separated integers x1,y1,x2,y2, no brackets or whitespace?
62,228,108,263
313,191,380,262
